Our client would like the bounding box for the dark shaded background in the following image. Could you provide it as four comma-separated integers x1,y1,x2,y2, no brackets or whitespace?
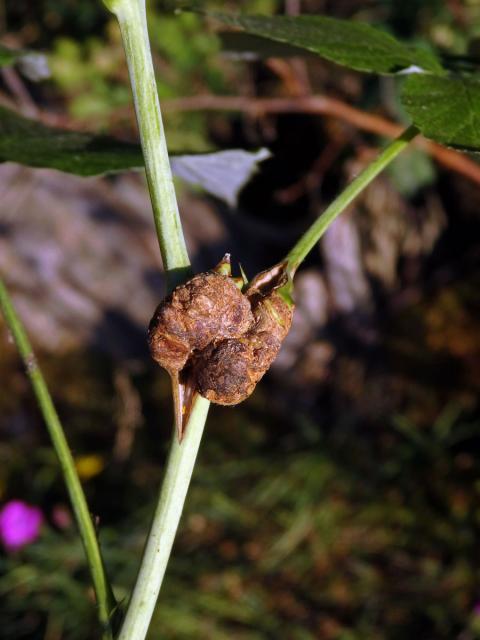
1,1,480,638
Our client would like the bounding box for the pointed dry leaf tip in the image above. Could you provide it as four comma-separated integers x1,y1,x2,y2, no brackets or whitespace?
213,253,232,276
239,264,249,287
246,259,290,297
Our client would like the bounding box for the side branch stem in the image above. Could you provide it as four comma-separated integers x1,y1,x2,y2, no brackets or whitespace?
285,124,419,276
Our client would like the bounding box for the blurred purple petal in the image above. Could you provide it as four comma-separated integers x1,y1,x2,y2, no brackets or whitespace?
0,500,44,551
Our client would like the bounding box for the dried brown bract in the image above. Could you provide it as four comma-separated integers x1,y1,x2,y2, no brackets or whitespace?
148,257,294,438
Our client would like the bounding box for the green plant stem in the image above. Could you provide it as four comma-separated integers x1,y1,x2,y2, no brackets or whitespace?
108,0,191,288
0,277,116,640
103,2,213,638
285,124,419,277
117,397,210,640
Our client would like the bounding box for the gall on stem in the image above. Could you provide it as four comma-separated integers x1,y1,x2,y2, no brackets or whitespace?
148,256,294,439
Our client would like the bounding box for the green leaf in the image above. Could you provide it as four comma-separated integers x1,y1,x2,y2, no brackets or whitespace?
0,44,18,66
219,31,313,60
210,13,443,75
0,44,50,80
0,106,268,204
402,74,480,151
0,106,143,176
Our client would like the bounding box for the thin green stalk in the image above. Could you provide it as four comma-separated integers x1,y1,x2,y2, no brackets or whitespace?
105,0,191,288
102,2,212,638
0,277,116,640
117,398,210,640
285,125,419,278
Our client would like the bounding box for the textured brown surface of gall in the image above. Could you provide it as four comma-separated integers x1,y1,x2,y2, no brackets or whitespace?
193,338,255,405
148,268,294,407
195,291,294,405
148,272,253,375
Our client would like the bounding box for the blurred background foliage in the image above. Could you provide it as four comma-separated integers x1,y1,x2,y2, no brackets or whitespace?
2,0,480,639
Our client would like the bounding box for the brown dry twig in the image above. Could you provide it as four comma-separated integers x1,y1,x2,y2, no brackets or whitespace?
163,94,480,185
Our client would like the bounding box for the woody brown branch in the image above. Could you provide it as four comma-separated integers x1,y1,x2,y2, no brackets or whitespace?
163,94,480,185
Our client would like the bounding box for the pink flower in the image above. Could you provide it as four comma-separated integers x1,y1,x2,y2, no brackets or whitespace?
51,504,72,530
0,500,44,552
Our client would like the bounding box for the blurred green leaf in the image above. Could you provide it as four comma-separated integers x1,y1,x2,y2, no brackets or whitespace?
219,31,313,59
402,74,480,151
0,44,18,66
0,105,143,176
388,147,436,196
0,106,269,204
209,13,443,75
